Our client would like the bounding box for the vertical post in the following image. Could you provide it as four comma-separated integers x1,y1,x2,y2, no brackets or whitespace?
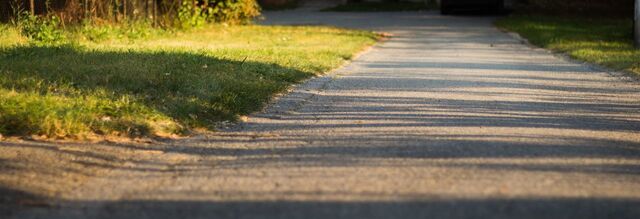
635,0,640,47
84,0,88,20
145,0,149,21
152,0,157,26
29,0,35,15
114,0,118,23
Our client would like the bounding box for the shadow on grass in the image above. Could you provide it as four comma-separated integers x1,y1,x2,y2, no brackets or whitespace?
0,45,312,136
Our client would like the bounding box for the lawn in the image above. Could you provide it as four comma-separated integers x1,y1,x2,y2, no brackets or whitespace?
495,15,640,75
0,24,378,139
321,1,433,12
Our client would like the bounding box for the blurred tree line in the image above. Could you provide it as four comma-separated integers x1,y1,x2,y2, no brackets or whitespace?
0,0,261,26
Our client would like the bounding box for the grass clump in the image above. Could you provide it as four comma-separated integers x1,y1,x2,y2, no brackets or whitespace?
0,24,27,46
495,15,640,75
0,25,378,139
322,1,433,12
0,88,176,138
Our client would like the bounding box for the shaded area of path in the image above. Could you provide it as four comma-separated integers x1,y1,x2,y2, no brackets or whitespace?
5,11,640,219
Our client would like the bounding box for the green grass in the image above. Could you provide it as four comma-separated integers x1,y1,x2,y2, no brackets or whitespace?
495,15,640,75
0,24,378,138
321,1,433,12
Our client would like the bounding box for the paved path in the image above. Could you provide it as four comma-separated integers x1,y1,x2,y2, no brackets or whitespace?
14,11,640,219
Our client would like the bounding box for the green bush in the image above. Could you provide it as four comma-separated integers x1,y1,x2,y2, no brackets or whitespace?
172,0,262,28
17,13,66,45
1,1,261,28
178,0,211,29
208,0,261,24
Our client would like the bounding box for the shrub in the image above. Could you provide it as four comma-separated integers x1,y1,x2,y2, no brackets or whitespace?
176,0,262,29
178,0,211,29
17,13,66,45
2,0,261,27
208,0,261,24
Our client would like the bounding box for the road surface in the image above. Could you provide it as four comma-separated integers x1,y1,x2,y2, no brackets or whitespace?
9,10,640,219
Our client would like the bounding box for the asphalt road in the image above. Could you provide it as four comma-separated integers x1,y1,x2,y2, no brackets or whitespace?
12,11,640,219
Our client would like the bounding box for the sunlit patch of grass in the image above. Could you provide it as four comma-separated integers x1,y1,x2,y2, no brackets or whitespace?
0,24,379,139
0,88,179,138
495,15,640,75
0,24,28,46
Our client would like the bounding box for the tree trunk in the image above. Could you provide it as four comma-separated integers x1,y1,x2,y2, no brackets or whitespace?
635,0,640,47
123,0,127,19
29,0,35,14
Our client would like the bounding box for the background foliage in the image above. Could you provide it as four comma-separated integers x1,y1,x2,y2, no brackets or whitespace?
1,0,261,27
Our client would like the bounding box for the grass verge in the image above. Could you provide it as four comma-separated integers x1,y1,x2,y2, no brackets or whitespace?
495,15,640,75
321,1,433,12
0,24,378,139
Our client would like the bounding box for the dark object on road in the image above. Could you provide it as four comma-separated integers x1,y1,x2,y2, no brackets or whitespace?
440,0,504,15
